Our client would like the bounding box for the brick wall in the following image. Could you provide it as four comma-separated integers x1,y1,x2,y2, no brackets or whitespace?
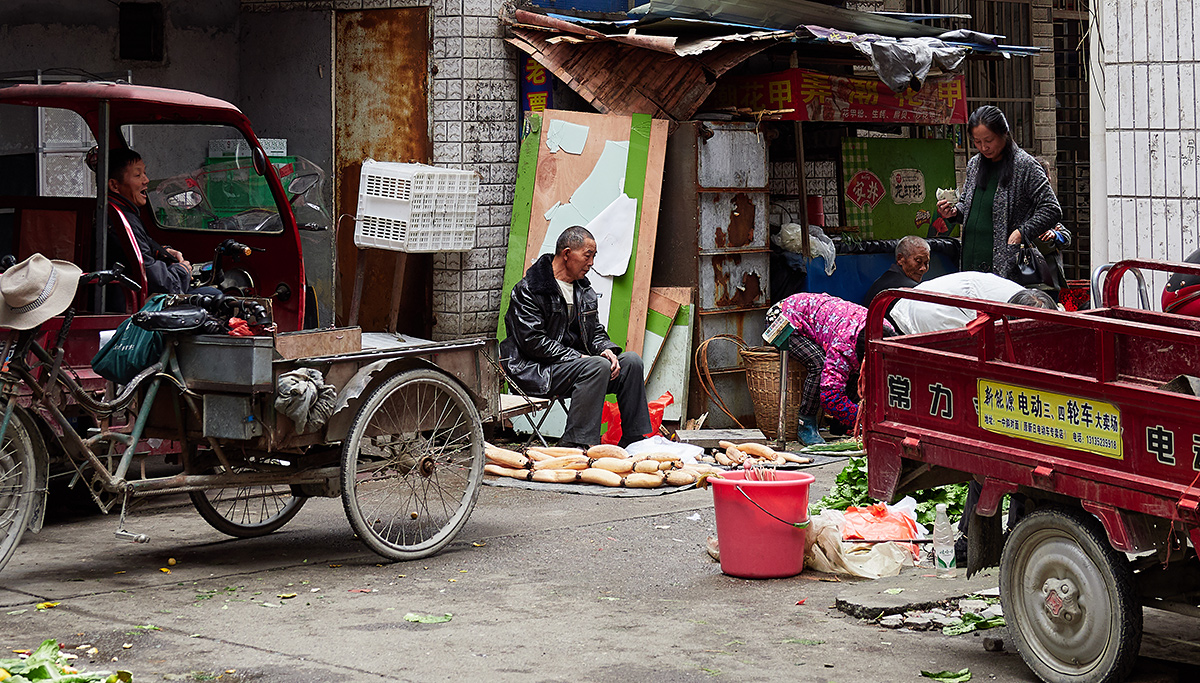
241,0,518,340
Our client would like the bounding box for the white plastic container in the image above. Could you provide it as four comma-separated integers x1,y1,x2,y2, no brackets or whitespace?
353,159,479,253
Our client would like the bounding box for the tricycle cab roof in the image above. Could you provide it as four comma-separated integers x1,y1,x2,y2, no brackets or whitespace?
0,81,312,331
0,82,253,129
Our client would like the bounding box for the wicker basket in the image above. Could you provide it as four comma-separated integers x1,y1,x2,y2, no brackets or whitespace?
740,345,806,441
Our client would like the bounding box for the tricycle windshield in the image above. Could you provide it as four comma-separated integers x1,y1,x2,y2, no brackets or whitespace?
140,125,330,234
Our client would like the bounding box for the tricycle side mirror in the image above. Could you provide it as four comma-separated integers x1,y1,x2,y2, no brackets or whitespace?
251,146,268,177
166,190,203,209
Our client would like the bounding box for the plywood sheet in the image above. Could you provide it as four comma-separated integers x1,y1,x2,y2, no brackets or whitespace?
504,109,669,356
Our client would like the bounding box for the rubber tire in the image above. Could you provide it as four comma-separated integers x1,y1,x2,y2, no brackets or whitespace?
190,468,306,538
0,413,36,573
340,368,484,562
1000,507,1142,683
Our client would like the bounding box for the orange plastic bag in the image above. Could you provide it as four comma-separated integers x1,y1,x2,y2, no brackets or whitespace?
600,391,673,445
841,502,921,542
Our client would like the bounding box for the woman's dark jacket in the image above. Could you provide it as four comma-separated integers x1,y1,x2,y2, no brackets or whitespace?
500,253,620,396
952,145,1062,278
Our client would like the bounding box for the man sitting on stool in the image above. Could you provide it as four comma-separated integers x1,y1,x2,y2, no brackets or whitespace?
501,226,652,450
862,235,930,309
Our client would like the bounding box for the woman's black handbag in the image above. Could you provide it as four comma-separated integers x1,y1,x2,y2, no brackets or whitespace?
1010,235,1058,289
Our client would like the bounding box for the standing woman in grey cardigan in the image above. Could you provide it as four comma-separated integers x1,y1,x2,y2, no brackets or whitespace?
936,106,1062,279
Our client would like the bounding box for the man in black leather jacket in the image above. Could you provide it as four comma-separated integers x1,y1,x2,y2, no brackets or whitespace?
501,226,652,450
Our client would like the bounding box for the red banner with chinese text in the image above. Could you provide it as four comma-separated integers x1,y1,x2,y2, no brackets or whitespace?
719,68,967,125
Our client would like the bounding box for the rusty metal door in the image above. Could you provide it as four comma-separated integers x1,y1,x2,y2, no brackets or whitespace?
334,8,432,332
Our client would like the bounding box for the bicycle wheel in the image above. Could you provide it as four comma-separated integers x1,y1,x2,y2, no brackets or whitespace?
190,466,306,538
340,368,484,561
0,413,37,573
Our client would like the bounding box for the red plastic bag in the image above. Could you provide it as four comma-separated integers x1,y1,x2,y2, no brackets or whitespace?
600,391,673,445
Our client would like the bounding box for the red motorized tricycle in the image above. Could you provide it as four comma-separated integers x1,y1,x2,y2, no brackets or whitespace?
863,260,1200,683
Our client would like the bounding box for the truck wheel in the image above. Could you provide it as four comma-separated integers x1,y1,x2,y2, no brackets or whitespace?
1000,507,1141,683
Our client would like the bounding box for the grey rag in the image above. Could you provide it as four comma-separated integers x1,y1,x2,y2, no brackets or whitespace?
275,368,337,434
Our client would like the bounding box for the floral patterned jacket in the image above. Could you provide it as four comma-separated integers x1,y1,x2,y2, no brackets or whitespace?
775,293,892,425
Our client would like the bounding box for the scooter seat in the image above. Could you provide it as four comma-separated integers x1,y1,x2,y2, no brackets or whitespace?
132,306,211,332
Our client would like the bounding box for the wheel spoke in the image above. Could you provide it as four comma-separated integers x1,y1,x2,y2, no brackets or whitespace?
342,371,483,561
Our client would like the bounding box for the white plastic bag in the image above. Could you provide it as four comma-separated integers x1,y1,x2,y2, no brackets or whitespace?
803,498,926,579
774,223,836,275
624,435,703,464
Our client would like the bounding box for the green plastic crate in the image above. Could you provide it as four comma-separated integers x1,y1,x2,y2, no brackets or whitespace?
203,156,296,217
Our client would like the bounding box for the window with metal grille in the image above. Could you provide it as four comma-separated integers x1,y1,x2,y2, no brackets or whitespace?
1053,1,1090,281
907,0,1035,148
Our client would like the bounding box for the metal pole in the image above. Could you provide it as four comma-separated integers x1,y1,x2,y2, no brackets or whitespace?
776,348,789,450
93,101,111,313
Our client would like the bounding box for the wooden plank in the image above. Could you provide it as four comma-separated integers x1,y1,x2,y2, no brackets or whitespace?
497,113,543,343
645,300,693,423
521,110,669,357
624,116,670,356
674,428,767,450
524,109,636,270
642,289,681,375
386,251,408,334
275,327,363,360
611,113,653,354
653,286,693,307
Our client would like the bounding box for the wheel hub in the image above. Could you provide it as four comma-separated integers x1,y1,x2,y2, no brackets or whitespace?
1041,577,1081,623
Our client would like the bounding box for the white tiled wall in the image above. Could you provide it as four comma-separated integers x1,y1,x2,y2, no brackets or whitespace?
1092,0,1199,305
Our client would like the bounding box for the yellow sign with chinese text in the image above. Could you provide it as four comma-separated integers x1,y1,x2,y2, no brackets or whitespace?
977,380,1123,459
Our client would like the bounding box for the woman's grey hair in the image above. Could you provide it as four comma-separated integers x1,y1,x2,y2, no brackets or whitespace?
555,225,594,255
1007,288,1058,309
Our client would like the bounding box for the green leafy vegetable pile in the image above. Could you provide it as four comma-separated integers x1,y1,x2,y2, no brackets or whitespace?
0,639,131,682
810,456,968,526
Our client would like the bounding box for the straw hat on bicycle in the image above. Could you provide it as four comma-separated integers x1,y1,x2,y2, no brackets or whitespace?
0,254,81,330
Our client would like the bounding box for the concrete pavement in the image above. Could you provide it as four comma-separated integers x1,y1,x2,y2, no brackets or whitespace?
0,460,1196,682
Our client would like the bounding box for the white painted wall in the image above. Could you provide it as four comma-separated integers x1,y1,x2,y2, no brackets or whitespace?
1091,0,1199,307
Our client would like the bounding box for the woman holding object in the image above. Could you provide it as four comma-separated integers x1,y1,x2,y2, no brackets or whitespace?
936,106,1062,282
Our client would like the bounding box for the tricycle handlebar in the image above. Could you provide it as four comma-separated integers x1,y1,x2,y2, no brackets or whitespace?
81,263,140,292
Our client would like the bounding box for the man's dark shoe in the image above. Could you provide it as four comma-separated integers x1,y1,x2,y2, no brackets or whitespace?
954,535,968,566
555,441,591,452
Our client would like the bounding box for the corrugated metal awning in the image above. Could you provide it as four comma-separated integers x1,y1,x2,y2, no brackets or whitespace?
504,4,1043,122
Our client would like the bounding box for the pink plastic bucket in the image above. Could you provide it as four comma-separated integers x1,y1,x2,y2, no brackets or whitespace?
710,470,815,579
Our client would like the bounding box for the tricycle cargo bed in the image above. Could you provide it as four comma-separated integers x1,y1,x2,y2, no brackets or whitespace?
863,292,1200,550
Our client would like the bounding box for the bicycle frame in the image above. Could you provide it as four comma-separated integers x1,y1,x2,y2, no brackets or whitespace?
0,320,335,535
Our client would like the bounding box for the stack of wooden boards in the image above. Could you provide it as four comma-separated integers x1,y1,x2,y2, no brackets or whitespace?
485,444,721,489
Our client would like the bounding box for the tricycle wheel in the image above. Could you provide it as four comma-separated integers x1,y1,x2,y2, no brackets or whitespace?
340,368,484,561
0,413,36,573
1000,507,1141,683
190,466,306,538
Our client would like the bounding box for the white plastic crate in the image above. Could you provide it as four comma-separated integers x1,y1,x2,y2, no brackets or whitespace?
353,159,479,253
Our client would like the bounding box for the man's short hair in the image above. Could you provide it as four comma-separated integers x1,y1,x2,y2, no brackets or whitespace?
896,235,930,261
107,147,142,179
555,225,594,255
1008,288,1058,309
